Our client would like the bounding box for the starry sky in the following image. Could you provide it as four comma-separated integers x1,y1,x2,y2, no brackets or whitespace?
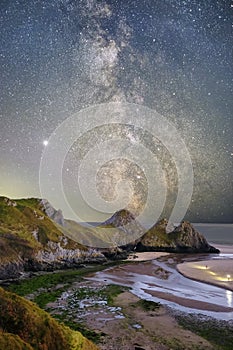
0,0,233,223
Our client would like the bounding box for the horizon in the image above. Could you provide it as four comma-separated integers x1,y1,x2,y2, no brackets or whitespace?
2,193,233,226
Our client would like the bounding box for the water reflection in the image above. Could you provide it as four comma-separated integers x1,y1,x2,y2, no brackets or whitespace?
88,259,233,320
226,290,232,307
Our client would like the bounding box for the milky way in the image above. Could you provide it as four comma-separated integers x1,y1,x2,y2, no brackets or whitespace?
0,0,233,223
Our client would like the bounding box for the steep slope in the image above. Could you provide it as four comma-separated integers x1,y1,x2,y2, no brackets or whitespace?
0,197,105,279
60,209,145,249
101,209,137,227
62,209,219,254
100,209,144,236
0,287,98,350
136,219,219,253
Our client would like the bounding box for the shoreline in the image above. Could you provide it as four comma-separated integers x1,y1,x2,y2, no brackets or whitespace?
85,241,233,316
126,251,170,261
3,244,233,349
177,244,233,292
126,245,233,293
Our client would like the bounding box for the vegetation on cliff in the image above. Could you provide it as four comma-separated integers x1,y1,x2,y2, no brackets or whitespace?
100,210,219,253
0,287,98,350
137,219,219,253
0,196,104,279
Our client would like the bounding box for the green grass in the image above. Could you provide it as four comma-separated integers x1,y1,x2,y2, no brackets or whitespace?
53,315,104,344
175,313,233,350
0,196,85,253
51,284,128,344
104,284,128,305
6,261,126,298
136,299,161,311
66,284,129,308
8,270,128,345
34,289,65,308
0,287,98,350
6,266,102,296
141,225,172,246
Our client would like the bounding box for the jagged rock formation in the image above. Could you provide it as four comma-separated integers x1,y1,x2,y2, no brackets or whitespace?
135,219,219,253
99,211,219,253
0,287,99,350
40,199,65,226
0,195,219,278
101,209,137,227
58,209,145,249
0,197,105,280
99,209,145,247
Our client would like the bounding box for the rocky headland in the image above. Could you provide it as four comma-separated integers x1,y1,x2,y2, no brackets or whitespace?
0,197,106,281
0,197,219,281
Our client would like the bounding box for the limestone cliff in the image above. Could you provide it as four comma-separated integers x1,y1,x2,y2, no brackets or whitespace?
99,211,219,254
136,219,219,253
0,197,105,280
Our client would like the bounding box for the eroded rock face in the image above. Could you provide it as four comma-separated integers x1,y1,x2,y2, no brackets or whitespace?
0,197,106,281
100,209,145,246
0,260,25,280
99,210,219,254
36,243,105,265
171,221,211,251
135,220,219,253
40,199,65,226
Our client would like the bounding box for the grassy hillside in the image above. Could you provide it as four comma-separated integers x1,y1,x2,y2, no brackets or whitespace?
0,196,85,251
0,196,88,266
139,219,173,247
0,287,98,350
63,218,143,249
0,332,33,350
62,219,114,248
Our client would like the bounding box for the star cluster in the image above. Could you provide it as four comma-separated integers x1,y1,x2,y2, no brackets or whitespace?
0,0,232,222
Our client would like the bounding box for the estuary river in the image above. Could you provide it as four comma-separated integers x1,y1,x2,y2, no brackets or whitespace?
87,253,233,321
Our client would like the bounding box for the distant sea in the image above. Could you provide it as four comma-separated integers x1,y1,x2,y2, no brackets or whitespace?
193,224,233,245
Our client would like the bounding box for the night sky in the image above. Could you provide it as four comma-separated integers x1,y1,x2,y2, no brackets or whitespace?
1,0,233,223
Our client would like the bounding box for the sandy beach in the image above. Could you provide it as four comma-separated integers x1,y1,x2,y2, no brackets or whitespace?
127,246,233,292
126,251,170,261
45,245,233,349
177,244,233,291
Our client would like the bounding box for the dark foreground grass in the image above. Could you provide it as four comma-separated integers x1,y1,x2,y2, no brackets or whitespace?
136,299,161,311
3,264,129,344
53,315,104,344
175,313,233,350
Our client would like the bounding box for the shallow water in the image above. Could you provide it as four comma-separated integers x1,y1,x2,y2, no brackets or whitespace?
87,257,233,321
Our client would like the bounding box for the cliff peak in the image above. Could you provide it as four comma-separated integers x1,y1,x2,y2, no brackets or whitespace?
101,208,136,227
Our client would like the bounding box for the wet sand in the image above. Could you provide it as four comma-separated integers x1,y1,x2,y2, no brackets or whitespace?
126,252,169,261
177,244,233,292
88,257,233,316
96,291,215,350
47,247,233,349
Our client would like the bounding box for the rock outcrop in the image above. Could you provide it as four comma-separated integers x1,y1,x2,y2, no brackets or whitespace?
99,209,145,246
0,195,219,279
0,197,105,280
101,209,137,227
40,199,65,226
135,219,219,253
98,210,219,254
